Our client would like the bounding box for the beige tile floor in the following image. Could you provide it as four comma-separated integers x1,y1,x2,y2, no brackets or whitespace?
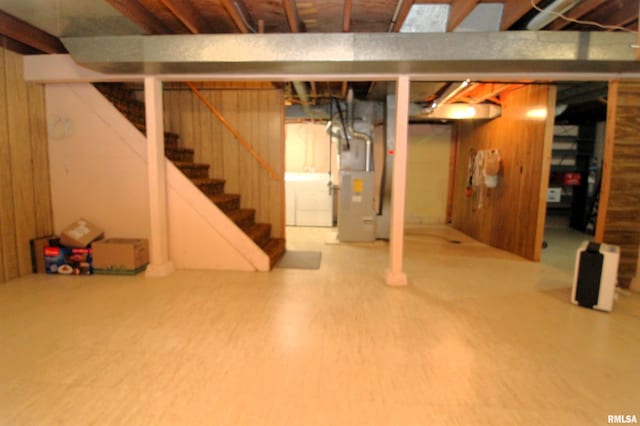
1,225,639,425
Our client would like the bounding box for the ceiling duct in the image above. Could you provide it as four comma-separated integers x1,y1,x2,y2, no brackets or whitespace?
59,32,640,77
527,0,581,31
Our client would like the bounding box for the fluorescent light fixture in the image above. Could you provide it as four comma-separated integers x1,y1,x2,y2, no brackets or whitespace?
418,103,501,120
400,4,449,33
454,3,504,32
526,108,548,119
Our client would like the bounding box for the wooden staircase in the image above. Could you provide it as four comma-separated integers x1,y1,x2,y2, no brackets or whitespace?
94,83,286,269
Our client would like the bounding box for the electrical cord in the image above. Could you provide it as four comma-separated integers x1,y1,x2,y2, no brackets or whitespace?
529,0,635,33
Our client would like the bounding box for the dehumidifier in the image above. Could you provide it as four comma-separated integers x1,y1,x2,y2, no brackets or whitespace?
571,241,620,312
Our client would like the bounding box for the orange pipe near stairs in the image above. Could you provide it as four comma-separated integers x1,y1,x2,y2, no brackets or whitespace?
186,82,282,181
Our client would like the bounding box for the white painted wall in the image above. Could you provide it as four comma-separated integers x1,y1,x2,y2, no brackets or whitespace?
45,83,268,271
406,124,452,224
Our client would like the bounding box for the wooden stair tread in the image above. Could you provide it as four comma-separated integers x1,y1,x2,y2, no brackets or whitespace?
263,238,286,269
190,177,225,186
226,208,255,226
209,193,240,202
173,161,209,168
242,223,271,245
165,147,194,153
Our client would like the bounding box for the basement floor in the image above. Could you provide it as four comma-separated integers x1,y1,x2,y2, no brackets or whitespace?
1,225,639,425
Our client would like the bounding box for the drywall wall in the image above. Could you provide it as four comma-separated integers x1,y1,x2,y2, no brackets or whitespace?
46,83,267,271
451,84,556,261
0,47,53,283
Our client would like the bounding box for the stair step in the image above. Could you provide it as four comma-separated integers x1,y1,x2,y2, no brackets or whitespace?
209,193,240,213
263,238,286,269
164,132,179,148
190,178,226,196
243,223,272,248
165,147,194,163
226,208,255,228
174,161,210,179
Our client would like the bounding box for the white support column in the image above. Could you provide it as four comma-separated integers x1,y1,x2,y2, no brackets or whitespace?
385,75,410,286
144,76,175,277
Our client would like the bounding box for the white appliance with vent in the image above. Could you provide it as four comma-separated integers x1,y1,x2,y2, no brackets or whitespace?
285,172,333,227
571,241,620,312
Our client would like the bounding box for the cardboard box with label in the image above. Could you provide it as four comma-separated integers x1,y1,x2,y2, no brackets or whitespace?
60,218,104,248
92,238,149,275
44,246,93,275
30,235,60,273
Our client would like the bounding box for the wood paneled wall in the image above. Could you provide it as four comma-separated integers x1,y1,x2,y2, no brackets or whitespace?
0,47,53,283
451,84,556,261
163,87,285,238
597,81,640,288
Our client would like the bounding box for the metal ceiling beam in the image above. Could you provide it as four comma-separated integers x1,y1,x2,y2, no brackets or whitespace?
160,0,213,34
104,0,172,34
0,9,66,54
61,32,640,77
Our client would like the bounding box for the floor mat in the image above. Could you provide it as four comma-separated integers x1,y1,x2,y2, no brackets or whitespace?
275,250,322,269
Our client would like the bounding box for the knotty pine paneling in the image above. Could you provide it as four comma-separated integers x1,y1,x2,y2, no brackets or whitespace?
451,84,556,261
164,87,285,238
599,81,640,288
0,47,53,283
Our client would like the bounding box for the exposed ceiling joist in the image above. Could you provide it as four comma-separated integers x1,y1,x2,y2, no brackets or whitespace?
448,0,479,32
453,83,526,104
546,0,606,30
220,0,256,33
601,0,639,28
501,0,543,30
104,0,172,34
160,0,213,34
343,0,353,32
283,0,306,33
0,9,66,54
390,0,415,32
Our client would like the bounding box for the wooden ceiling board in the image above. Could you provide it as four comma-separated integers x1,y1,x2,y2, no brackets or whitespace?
179,0,237,33
136,0,192,33
242,0,290,33
563,0,638,31
350,0,400,32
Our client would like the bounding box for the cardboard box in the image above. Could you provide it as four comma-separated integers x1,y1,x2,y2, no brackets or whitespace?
30,236,60,273
60,218,104,248
92,238,149,275
44,246,93,275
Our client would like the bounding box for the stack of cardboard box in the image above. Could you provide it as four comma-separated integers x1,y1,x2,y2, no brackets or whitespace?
30,218,149,276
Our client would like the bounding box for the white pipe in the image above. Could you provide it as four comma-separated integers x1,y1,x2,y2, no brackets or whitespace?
388,0,405,32
527,0,582,30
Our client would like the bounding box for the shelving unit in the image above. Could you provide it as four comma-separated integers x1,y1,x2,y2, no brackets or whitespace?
547,125,595,231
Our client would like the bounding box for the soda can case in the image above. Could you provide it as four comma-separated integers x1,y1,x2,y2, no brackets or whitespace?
571,241,619,312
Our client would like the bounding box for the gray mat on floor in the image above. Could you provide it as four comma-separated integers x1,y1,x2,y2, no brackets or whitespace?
275,250,322,270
